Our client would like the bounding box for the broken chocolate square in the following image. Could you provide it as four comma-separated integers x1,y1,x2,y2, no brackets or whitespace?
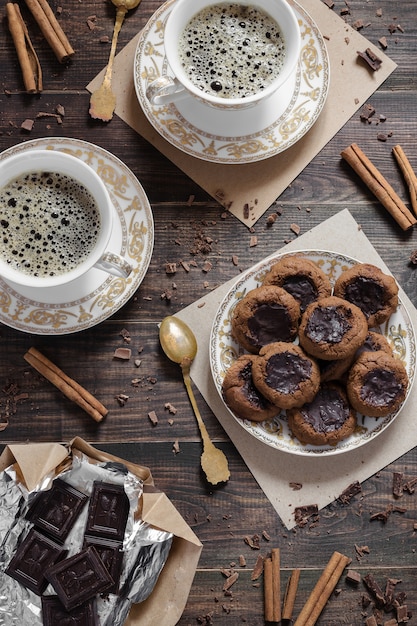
85,481,129,541
357,48,383,71
26,478,88,543
41,595,98,625
83,535,124,594
6,528,66,595
45,546,114,611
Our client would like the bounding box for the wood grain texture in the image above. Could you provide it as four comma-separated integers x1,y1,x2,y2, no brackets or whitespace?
1,0,417,623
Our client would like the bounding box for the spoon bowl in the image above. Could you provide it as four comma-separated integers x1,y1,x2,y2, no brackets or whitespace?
159,316,230,485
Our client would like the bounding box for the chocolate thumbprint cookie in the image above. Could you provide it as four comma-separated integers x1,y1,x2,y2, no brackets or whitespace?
319,330,393,383
222,354,279,422
262,255,332,313
347,350,408,418
299,296,368,361
333,263,399,328
287,382,356,446
231,285,300,353
252,342,320,409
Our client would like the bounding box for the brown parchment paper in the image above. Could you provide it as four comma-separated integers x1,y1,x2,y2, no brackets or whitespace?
175,209,417,530
0,437,202,626
87,0,397,226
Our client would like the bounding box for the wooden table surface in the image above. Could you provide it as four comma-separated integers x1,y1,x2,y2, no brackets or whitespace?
1,0,417,624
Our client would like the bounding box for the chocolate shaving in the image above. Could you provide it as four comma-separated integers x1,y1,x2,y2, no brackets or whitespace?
294,504,319,527
363,573,386,609
338,480,362,504
251,555,264,581
392,472,404,498
357,48,383,71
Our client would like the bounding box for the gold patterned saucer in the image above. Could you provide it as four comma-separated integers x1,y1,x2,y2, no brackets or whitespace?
134,0,329,164
0,138,154,335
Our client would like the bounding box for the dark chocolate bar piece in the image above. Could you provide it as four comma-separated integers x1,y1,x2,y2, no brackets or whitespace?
27,478,89,543
85,481,129,541
6,529,66,595
83,535,124,594
45,546,114,611
41,595,98,626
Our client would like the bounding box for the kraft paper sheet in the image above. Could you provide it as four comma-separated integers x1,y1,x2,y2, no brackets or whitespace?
87,0,397,226
175,210,417,529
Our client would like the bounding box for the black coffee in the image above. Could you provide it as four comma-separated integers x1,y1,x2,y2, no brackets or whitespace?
0,170,101,278
178,2,286,99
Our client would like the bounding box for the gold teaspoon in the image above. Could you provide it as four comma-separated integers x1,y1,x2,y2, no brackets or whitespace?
159,316,230,485
89,0,141,122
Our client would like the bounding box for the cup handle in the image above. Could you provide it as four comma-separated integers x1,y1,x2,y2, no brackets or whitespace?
94,252,133,279
146,76,188,105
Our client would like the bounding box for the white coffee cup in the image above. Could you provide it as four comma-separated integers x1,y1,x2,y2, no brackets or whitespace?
146,0,300,110
0,149,132,288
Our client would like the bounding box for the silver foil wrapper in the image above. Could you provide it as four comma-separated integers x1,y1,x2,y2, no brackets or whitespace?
0,453,173,625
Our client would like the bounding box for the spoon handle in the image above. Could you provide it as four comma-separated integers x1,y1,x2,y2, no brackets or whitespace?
103,7,127,84
181,369,213,449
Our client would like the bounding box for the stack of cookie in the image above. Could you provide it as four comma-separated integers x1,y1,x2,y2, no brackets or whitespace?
222,255,408,446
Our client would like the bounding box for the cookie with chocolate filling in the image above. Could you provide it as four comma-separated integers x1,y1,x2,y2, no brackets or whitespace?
287,382,356,446
320,330,393,383
333,263,398,327
231,285,300,354
252,342,320,409
298,296,368,361
222,354,280,422
347,350,408,418
262,255,332,313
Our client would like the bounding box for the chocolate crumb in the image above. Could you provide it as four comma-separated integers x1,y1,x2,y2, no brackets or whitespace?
360,103,376,122
249,235,258,247
396,605,409,622
243,203,250,219
113,347,131,360
21,118,34,132
346,569,361,584
148,410,158,426
289,482,303,490
164,402,177,415
244,534,260,549
377,133,388,142
353,19,364,29
223,571,238,591
172,439,180,454
323,0,334,7
290,223,300,236
239,555,246,567
379,36,388,49
165,262,177,274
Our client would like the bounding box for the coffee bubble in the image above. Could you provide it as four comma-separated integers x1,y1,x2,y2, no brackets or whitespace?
0,171,101,278
178,2,286,99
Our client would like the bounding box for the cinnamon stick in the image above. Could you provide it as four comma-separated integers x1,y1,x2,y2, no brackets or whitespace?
341,143,417,231
392,144,417,216
6,2,43,92
271,548,281,623
24,0,75,63
264,557,274,623
282,568,301,621
294,551,351,626
24,347,108,422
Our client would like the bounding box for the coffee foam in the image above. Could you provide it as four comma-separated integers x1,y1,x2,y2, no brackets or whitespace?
0,171,101,278
178,2,286,99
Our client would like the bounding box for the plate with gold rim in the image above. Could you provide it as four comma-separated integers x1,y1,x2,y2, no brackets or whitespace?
0,138,154,335
209,250,416,456
133,0,329,164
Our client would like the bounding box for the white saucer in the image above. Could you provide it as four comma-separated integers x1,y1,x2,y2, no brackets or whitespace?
134,0,329,164
0,138,154,335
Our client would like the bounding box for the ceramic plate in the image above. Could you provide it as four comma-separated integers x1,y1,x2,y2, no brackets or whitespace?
210,250,416,456
0,138,154,335
134,0,329,164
